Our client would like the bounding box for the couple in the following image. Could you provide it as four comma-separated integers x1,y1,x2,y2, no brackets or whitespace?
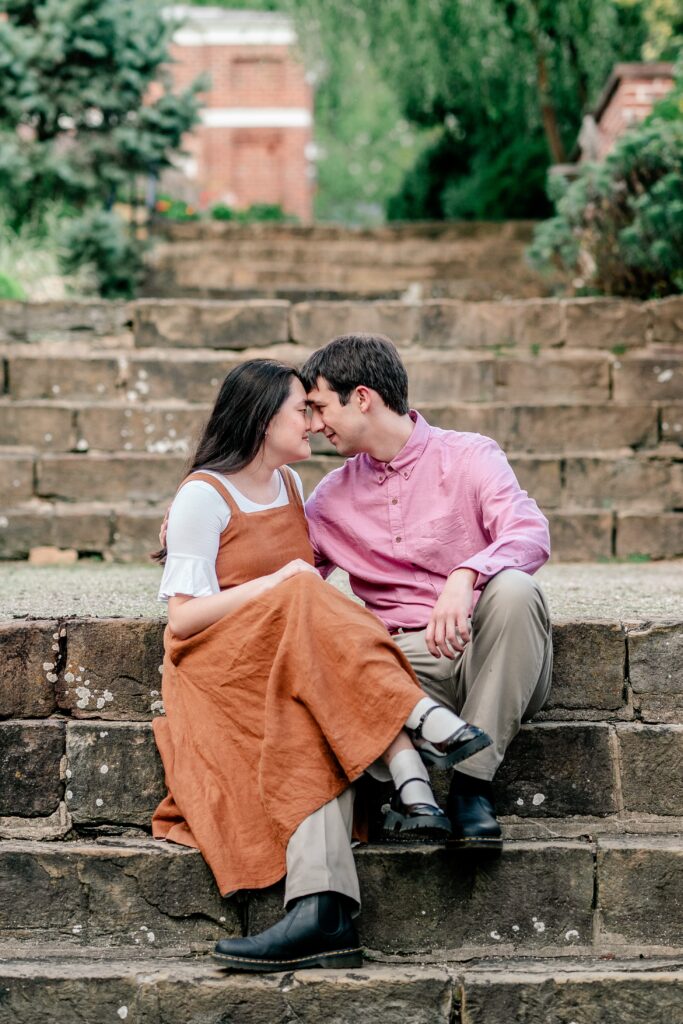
152,333,553,973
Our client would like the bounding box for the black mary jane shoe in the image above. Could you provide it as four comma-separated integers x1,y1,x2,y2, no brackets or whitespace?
411,706,493,770
446,787,503,854
213,891,363,973
382,778,453,842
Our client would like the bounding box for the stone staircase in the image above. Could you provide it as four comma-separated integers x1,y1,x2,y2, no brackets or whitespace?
1,611,682,1020
1,284,682,1020
0,294,681,562
143,221,552,301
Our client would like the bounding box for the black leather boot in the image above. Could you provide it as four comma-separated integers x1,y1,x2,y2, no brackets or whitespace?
213,891,363,972
446,772,503,853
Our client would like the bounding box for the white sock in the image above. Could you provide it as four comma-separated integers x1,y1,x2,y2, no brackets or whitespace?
405,697,467,744
388,747,437,807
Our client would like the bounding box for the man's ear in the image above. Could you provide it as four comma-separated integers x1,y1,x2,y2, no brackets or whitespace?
355,385,373,412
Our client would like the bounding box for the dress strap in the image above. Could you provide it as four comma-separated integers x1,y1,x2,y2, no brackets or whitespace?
281,467,303,508
177,471,240,517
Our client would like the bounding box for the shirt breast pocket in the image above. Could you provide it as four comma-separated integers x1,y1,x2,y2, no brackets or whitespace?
410,513,470,572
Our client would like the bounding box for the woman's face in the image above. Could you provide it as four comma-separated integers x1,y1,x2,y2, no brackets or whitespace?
263,377,311,465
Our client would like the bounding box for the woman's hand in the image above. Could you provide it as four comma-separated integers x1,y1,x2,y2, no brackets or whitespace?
270,559,319,586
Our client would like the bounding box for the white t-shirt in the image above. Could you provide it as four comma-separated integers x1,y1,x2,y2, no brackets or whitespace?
158,468,305,602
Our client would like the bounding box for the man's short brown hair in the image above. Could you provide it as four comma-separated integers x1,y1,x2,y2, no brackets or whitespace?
300,333,409,415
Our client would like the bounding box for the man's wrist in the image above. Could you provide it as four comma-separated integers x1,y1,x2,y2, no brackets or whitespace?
447,567,477,587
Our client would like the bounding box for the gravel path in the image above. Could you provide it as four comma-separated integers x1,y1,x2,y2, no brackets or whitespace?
0,561,680,621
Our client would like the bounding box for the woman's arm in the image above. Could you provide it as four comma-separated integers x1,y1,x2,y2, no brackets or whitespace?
168,559,317,639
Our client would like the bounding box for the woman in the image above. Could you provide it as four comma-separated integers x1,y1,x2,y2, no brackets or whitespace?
152,359,490,972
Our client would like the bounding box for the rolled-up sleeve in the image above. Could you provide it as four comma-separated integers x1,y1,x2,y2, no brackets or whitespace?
454,439,550,588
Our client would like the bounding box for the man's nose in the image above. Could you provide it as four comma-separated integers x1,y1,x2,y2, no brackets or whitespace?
309,411,325,433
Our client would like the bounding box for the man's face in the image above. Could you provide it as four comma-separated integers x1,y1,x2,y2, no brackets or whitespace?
307,377,366,456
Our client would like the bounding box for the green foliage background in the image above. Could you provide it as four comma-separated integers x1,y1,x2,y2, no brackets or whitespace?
191,0,681,223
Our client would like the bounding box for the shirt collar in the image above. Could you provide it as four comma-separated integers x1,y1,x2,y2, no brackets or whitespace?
366,410,431,484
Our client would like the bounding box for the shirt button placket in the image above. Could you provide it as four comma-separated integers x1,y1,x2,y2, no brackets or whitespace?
387,471,403,549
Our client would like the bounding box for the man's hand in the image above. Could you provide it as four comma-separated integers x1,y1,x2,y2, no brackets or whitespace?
159,507,170,548
425,568,477,659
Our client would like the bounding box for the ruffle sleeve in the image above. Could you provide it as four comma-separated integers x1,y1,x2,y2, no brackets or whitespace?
158,554,220,602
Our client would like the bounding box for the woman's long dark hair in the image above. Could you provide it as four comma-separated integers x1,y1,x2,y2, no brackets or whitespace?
152,359,301,563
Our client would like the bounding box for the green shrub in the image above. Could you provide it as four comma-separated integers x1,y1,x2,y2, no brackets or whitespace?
529,95,683,298
154,196,201,222
60,210,142,299
0,272,25,300
211,203,237,221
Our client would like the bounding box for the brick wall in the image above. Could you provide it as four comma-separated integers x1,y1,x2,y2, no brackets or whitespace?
162,6,314,221
592,63,675,161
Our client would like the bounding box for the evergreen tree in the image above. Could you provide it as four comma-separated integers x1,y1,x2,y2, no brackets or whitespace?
0,0,205,293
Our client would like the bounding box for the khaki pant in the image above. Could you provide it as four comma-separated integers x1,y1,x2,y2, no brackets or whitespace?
392,569,553,780
284,569,552,907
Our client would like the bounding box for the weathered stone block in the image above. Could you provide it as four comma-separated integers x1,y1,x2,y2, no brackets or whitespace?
0,839,240,945
462,970,683,1024
36,453,183,504
616,512,683,559
493,354,610,403
617,724,683,815
8,354,122,400
111,508,168,563
548,512,613,561
509,456,561,508
418,403,658,454
650,295,683,345
75,403,207,454
612,355,683,403
495,723,617,817
564,455,683,510
628,622,683,697
0,401,75,450
597,836,683,946
418,300,562,349
290,301,419,346
661,404,683,445
249,842,594,953
0,621,60,718
134,299,289,349
0,721,64,816
57,619,165,720
0,300,131,342
65,722,165,826
0,453,34,501
127,352,244,403
405,354,496,403
549,622,625,712
564,299,649,349
0,507,112,559
0,962,456,1024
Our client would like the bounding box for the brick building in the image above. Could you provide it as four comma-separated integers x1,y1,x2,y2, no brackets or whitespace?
578,62,675,162
163,6,314,221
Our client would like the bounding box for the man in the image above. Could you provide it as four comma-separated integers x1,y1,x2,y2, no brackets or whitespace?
300,333,553,851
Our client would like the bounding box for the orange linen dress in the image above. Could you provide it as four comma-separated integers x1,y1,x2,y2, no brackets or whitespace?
152,469,423,896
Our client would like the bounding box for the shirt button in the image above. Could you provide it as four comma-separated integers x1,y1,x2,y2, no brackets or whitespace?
391,498,398,505
395,536,402,543
403,472,409,479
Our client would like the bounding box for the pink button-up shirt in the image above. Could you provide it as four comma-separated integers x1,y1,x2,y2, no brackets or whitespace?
305,411,550,630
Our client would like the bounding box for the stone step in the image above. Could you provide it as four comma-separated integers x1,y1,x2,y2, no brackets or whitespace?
7,617,679,724
3,718,683,839
2,296,681,351
1,398,674,455
1,834,682,954
0,954,682,1024
1,501,682,561
3,448,680,511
